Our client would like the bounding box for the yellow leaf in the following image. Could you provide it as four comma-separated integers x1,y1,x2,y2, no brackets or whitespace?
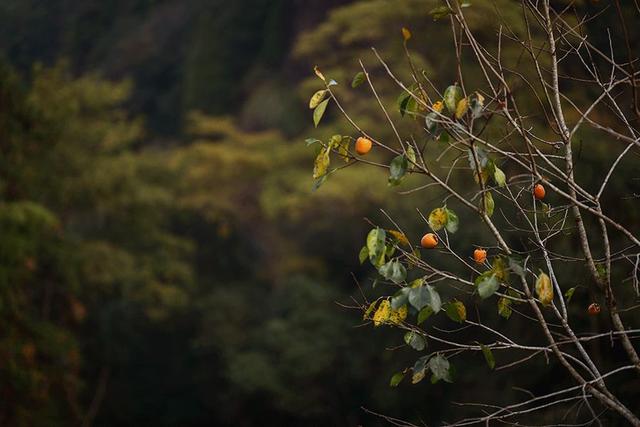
402,27,412,41
432,101,444,113
535,271,553,306
389,304,408,325
373,300,391,326
455,97,469,119
428,208,448,231
387,230,410,247
313,147,330,179
309,90,327,109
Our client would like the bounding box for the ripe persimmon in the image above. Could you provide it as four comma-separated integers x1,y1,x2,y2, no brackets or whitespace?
355,137,372,155
473,248,487,264
534,183,545,200
588,303,601,316
420,233,438,249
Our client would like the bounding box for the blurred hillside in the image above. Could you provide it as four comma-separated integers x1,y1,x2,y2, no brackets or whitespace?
1,1,639,426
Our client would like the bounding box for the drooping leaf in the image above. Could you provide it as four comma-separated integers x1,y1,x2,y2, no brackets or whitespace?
404,331,426,351
508,256,525,277
389,155,408,186
367,228,386,267
468,92,485,118
337,138,350,162
535,271,553,306
455,97,468,119
390,287,410,310
565,287,576,303
445,300,467,323
425,112,438,133
351,72,366,88
401,27,412,41
417,306,434,325
428,354,453,383
309,90,327,109
312,174,328,191
480,344,496,369
390,371,405,387
428,208,448,231
412,356,429,384
443,84,463,114
497,296,512,319
313,147,330,179
481,191,495,217
408,285,442,313
305,138,321,146
313,98,330,127
363,300,378,320
378,259,407,284
444,208,459,234
491,256,509,282
406,146,417,170
387,230,410,248
358,246,369,264
475,272,500,299
493,166,506,187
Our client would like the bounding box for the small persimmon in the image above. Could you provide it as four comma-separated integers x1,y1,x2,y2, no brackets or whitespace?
588,303,601,316
420,233,438,249
473,248,487,264
355,137,372,155
534,183,545,200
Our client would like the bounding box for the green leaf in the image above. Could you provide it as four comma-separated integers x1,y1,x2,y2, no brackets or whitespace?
367,228,386,267
388,155,408,186
309,90,327,109
313,147,330,179
429,5,451,20
497,296,512,319
313,98,330,127
363,300,378,320
443,84,463,114
408,284,441,313
493,166,506,187
337,138,350,162
428,354,453,383
445,300,466,323
565,287,576,303
480,344,495,369
428,208,448,231
481,191,495,217
491,256,509,282
358,246,369,264
508,256,525,277
404,331,426,351
390,371,405,387
425,112,438,133
406,146,416,170
417,306,434,325
351,72,366,88
312,174,328,191
305,138,321,146
378,259,407,284
444,208,459,234
390,287,410,310
475,272,500,299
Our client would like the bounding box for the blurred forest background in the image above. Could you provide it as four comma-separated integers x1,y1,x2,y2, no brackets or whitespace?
1,0,638,426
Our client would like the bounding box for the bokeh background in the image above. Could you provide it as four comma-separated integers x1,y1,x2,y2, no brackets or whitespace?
1,1,639,426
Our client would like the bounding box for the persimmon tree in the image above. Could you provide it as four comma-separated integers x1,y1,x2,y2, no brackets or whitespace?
307,1,639,425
